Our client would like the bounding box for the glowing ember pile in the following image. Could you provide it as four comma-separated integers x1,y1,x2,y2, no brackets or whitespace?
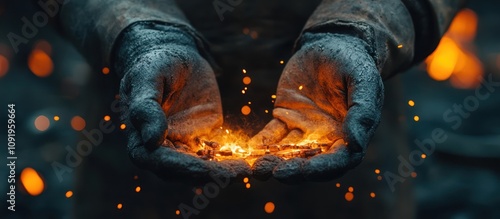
192,138,329,164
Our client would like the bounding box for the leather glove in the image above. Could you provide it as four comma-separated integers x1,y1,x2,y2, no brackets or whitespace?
250,32,383,183
114,22,250,182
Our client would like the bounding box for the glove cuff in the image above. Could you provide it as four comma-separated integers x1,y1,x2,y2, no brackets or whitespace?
112,21,219,78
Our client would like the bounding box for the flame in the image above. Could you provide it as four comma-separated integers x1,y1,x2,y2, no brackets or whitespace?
425,9,483,89
20,167,44,196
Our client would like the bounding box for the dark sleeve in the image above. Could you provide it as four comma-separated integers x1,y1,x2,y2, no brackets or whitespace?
298,0,467,78
59,0,194,67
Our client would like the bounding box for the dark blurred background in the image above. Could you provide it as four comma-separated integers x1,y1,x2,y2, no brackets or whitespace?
0,0,499,219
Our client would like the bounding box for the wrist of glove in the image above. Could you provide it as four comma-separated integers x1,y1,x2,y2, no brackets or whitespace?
113,21,199,78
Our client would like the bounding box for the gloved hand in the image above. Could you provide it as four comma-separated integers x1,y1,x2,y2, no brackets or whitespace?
114,22,250,182
250,32,384,183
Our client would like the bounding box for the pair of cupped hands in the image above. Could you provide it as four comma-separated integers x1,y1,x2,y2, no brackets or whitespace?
115,22,383,184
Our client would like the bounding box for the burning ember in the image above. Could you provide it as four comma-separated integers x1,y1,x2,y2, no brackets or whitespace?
162,131,332,165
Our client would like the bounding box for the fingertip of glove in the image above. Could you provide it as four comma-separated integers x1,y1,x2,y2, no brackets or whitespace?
252,155,285,181
273,158,307,184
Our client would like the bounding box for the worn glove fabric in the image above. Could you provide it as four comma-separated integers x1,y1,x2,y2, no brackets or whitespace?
250,32,383,182
114,22,250,182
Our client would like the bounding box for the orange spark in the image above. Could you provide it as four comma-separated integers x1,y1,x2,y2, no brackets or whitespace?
345,192,354,201
264,202,275,213
65,190,73,198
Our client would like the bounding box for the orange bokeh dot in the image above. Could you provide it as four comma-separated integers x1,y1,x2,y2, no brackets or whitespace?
245,183,251,189
375,169,380,174
345,192,354,201
370,192,376,198
414,116,420,122
241,105,251,115
195,188,202,195
117,203,123,209
102,67,110,75
34,115,50,131
0,55,9,78
335,183,340,188
175,210,180,215
103,115,111,121
264,202,275,214
135,186,141,192
71,116,86,131
120,124,127,130
28,49,53,77
243,177,249,183
53,115,60,121
20,167,44,196
408,100,415,107
348,186,354,192
242,76,251,85
65,190,73,198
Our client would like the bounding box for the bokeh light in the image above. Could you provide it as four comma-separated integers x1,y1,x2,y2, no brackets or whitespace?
264,202,275,214
71,116,86,131
242,76,251,85
102,67,110,75
408,100,415,107
34,115,50,131
0,54,9,78
345,192,354,201
413,116,420,122
20,167,44,196
65,190,73,198
28,49,53,77
241,105,251,115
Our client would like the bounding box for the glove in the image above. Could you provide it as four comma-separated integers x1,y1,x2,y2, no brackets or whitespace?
114,22,250,182
250,32,384,183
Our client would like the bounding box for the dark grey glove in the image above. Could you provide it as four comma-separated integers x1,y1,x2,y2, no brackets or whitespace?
114,22,250,182
250,32,383,183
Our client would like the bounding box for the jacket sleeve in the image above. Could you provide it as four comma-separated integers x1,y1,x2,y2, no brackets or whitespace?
298,0,467,78
59,0,201,68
